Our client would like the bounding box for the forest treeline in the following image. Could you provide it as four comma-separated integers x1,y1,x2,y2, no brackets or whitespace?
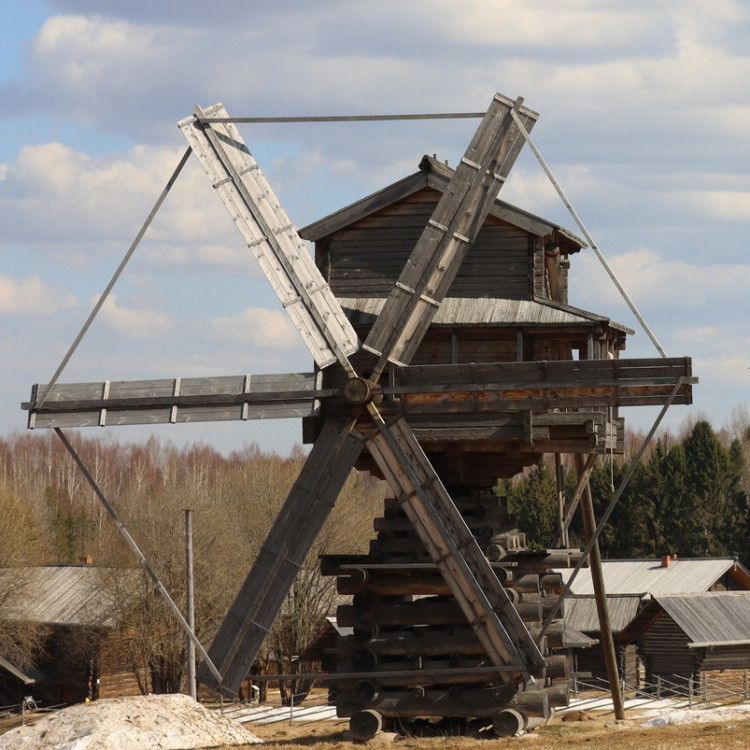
0,431,384,698
0,413,748,696
501,418,750,565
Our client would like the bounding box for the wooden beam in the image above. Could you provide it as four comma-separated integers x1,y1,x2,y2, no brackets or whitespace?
24,373,323,429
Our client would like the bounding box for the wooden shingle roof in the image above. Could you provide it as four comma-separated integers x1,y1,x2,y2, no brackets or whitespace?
558,558,750,597
656,592,750,648
564,594,642,634
300,155,586,253
338,296,633,333
0,566,138,628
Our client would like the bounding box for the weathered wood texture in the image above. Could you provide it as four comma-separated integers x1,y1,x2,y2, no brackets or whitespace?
325,194,534,299
26,358,688,478
363,94,539,366
24,373,321,429
395,357,694,411
197,420,364,697
179,103,358,370
316,487,574,726
366,418,546,680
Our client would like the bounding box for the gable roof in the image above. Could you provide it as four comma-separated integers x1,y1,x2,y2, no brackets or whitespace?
557,558,750,597
564,594,642,634
300,155,586,253
645,592,750,648
0,566,138,628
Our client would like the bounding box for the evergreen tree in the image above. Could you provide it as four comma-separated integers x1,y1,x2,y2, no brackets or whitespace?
681,420,733,556
505,462,558,549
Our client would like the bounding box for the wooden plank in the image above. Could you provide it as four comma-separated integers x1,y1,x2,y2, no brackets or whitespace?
393,356,695,410
24,373,322,429
197,420,364,696
363,94,538,367
366,416,546,681
179,104,358,370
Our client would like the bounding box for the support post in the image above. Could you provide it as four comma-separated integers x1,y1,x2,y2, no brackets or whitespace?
554,453,567,548
575,454,625,720
185,508,196,699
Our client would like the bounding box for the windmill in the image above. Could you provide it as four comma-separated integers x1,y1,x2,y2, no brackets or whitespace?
24,92,694,732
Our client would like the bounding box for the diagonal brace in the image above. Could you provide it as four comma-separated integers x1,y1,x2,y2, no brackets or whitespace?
53,427,222,685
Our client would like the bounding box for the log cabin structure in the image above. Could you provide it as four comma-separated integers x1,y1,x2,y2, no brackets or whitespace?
626,592,750,690
21,92,695,736
0,565,144,705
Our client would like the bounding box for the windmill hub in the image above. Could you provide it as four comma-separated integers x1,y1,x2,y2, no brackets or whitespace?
342,376,379,406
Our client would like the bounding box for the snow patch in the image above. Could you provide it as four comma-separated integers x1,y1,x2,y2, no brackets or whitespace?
640,703,750,727
0,693,262,750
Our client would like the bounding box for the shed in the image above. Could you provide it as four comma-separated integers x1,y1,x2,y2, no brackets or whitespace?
563,595,642,687
626,592,750,686
0,565,142,705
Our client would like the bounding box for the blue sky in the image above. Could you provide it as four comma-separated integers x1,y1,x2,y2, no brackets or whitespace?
1,1,749,455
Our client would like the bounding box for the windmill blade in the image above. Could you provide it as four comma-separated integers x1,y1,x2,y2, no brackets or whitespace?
198,419,365,696
364,94,538,370
22,372,327,428
366,415,546,681
179,104,358,372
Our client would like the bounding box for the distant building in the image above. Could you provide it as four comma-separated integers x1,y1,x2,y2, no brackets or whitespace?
626,592,750,685
0,565,143,706
556,557,750,687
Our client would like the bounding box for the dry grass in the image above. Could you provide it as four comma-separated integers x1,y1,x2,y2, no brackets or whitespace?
218,710,750,750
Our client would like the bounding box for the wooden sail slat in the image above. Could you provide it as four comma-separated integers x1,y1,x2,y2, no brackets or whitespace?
363,94,539,367
366,417,546,681
24,373,322,429
179,104,358,370
197,419,364,697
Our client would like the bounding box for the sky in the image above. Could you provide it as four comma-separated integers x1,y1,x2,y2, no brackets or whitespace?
1,0,749,457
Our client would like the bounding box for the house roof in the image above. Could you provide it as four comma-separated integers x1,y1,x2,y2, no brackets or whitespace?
338,296,634,333
650,592,750,648
300,155,587,252
557,558,750,597
564,595,643,634
0,565,138,628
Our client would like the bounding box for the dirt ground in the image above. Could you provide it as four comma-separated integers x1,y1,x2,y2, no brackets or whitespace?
5,699,750,749
235,709,750,750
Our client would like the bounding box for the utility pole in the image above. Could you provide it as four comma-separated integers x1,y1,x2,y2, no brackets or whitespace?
184,509,196,699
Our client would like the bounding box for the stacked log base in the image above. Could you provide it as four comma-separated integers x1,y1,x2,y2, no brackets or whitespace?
321,492,575,738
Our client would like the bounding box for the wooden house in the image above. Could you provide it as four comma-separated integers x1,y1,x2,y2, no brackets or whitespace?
626,592,750,687
0,565,143,706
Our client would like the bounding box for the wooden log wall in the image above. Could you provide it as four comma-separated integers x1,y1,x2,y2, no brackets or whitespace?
324,192,534,301
319,490,574,737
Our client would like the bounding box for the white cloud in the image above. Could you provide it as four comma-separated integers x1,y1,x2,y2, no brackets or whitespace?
94,293,174,339
687,190,750,221
2,0,750,453
211,307,301,349
0,274,77,314
694,354,750,389
571,248,750,313
0,141,245,266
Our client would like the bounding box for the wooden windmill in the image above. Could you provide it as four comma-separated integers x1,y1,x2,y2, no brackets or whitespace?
24,92,694,733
